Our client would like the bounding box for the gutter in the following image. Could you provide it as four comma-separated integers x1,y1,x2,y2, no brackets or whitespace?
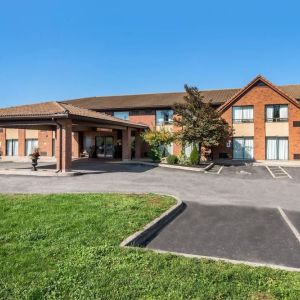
52,118,62,173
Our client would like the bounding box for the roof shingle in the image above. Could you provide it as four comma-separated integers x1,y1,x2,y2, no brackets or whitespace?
63,84,300,111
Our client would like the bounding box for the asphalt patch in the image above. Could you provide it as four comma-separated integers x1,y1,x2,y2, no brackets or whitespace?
147,202,300,269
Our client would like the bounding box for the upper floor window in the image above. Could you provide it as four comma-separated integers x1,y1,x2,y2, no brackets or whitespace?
265,105,288,122
113,111,129,120
156,110,173,126
232,106,254,123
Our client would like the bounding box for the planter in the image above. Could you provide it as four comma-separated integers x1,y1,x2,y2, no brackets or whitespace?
31,158,38,171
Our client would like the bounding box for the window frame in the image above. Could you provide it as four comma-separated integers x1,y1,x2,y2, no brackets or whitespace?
113,111,129,120
6,139,19,156
155,109,173,126
25,138,38,156
232,136,254,160
265,137,289,160
232,105,254,124
265,104,288,122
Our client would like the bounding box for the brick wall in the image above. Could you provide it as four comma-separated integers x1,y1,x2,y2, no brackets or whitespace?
38,130,54,156
0,128,5,156
215,84,300,160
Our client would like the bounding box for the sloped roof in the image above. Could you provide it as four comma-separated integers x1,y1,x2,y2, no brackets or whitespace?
0,102,147,128
63,84,300,111
218,75,300,113
63,89,240,110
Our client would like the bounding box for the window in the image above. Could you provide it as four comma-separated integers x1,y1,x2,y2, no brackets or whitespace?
156,110,173,125
232,106,253,123
6,139,18,156
159,143,173,156
233,137,254,160
266,137,288,160
25,139,38,156
113,111,129,120
265,105,288,122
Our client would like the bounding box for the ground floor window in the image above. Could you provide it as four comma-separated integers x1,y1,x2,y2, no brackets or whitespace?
266,137,288,160
25,139,38,156
159,143,173,156
6,139,18,156
233,137,254,160
95,136,114,158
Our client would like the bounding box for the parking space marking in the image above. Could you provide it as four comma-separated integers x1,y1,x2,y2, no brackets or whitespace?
279,166,292,179
217,165,224,175
265,166,292,179
278,207,300,244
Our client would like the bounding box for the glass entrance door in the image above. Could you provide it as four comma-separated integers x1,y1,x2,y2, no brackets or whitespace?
95,136,114,158
266,137,288,160
233,137,254,160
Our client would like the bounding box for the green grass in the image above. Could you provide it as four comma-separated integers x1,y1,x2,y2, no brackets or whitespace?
0,194,299,300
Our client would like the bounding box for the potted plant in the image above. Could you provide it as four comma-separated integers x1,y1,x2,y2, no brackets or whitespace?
29,148,40,171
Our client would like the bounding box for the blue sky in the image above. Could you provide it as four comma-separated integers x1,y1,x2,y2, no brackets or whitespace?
0,0,300,108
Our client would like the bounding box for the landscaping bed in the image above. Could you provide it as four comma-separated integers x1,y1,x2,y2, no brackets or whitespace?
0,193,299,299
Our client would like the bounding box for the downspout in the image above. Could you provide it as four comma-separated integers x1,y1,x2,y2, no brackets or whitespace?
52,118,62,173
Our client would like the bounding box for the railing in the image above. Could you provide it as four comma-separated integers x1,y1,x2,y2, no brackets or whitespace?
265,118,288,122
232,119,254,123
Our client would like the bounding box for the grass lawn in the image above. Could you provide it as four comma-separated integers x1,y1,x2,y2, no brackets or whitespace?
0,193,299,300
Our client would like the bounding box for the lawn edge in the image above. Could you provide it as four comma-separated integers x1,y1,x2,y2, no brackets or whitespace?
120,194,300,273
120,194,184,247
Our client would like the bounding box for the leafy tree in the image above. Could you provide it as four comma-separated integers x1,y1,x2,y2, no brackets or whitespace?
189,145,199,165
173,85,232,159
141,127,174,162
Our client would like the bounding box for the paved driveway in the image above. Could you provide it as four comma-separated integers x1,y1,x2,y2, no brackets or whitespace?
1,161,300,211
147,202,300,269
1,161,300,269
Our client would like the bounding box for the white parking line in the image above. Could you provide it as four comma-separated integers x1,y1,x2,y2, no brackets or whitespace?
279,166,292,179
217,165,224,175
278,207,300,244
265,166,276,178
265,165,292,179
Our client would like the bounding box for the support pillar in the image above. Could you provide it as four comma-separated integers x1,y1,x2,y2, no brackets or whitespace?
135,130,143,159
18,129,25,156
122,127,131,161
0,128,6,156
56,119,72,172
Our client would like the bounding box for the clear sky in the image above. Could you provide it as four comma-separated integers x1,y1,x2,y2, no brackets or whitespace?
1,0,300,108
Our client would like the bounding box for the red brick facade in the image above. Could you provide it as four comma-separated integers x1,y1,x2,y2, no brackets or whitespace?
1,77,300,161
214,82,300,160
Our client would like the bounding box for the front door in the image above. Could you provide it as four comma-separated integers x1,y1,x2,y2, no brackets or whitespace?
95,136,114,158
233,137,254,160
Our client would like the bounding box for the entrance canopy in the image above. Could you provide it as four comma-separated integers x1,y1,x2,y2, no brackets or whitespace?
0,101,148,172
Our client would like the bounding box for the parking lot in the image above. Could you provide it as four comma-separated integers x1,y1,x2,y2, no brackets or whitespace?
147,202,300,270
206,163,296,180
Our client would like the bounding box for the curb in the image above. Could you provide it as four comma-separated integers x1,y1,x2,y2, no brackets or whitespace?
123,160,213,173
120,195,184,247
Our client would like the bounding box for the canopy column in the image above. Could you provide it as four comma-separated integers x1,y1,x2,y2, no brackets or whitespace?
134,130,143,159
56,119,72,172
122,127,132,161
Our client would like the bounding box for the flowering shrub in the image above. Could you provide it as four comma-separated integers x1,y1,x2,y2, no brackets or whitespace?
29,148,40,160
141,127,174,162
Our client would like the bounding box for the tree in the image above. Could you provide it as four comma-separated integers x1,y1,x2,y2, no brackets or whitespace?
141,127,174,162
173,84,232,160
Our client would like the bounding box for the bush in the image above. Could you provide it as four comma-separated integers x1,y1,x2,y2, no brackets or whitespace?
149,148,162,162
189,145,199,165
167,155,178,165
